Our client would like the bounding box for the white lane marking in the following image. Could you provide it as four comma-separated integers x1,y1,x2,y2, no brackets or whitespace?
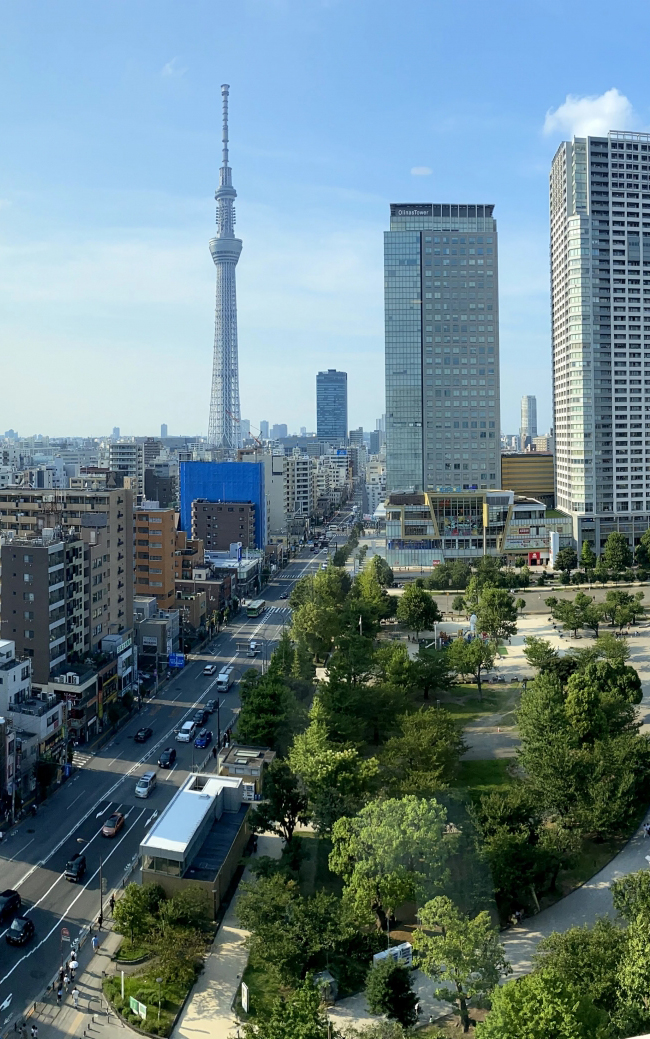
0,809,147,987
7,839,34,863
67,793,84,811
164,764,177,780
106,751,124,767
9,693,204,894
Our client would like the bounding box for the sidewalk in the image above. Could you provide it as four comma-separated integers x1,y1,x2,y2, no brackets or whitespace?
28,929,130,1039
171,834,282,1039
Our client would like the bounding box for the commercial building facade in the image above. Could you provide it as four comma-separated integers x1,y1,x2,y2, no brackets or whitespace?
0,487,134,635
317,370,348,445
500,452,555,509
550,129,650,552
179,462,266,549
385,203,501,494
191,499,256,551
385,490,548,567
108,442,144,501
134,507,176,610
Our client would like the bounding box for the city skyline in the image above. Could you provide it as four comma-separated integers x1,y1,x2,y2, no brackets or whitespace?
3,3,650,436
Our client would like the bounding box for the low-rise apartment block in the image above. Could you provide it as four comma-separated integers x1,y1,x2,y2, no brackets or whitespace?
135,507,176,610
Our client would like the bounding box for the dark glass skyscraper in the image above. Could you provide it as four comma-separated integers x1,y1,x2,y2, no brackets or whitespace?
317,369,348,444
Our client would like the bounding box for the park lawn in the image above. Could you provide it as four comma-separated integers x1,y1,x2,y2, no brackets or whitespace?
437,683,520,725
104,968,186,1037
495,645,508,656
238,952,284,1021
454,759,514,796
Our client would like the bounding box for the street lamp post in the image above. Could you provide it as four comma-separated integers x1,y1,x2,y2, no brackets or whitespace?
156,977,163,1022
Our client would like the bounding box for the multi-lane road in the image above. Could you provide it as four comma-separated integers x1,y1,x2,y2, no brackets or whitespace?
0,541,338,1022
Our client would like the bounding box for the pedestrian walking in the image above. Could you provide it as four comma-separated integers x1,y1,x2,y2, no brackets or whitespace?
63,973,70,992
91,934,98,952
212,745,217,759
68,957,78,977
56,986,63,1007
71,988,80,1009
109,894,115,914
58,967,64,985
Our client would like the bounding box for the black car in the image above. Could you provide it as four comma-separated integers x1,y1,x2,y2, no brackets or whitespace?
193,709,208,727
64,853,86,883
6,916,34,946
134,727,153,743
0,890,21,924
205,700,217,714
158,747,177,769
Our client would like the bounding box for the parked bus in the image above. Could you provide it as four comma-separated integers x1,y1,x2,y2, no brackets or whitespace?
246,599,266,617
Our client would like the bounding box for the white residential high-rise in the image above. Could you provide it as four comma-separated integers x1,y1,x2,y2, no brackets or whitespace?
384,203,501,493
520,395,537,449
207,84,242,452
550,130,650,553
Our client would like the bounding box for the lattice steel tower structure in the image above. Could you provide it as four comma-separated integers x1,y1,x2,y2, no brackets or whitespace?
207,84,242,451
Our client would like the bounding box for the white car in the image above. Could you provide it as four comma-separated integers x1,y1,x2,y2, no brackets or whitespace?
203,664,217,676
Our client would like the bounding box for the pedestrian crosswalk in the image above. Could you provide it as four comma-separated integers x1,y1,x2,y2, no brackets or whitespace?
71,749,92,769
266,606,292,618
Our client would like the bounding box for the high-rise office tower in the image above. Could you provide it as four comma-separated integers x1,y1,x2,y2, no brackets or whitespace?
259,420,269,440
550,131,650,551
385,204,501,492
317,369,348,444
207,84,242,452
161,423,168,439
520,395,537,449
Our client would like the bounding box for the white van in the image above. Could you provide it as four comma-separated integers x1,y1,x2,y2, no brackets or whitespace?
135,770,157,798
176,720,197,743
248,641,260,657
216,666,234,691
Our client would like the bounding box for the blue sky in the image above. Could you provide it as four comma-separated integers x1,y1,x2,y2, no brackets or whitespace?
1,0,649,438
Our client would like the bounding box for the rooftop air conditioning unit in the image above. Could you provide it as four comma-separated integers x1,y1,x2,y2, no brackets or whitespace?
65,673,80,685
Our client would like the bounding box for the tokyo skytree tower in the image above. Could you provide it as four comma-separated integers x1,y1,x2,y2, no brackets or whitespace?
207,84,242,451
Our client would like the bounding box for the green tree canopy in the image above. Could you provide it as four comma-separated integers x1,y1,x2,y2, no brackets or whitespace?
113,883,151,944
365,960,418,1028
476,588,518,641
396,584,441,636
242,978,331,1039
289,698,379,834
236,874,343,985
523,636,559,673
580,540,597,569
554,546,578,574
475,971,610,1039
603,531,633,571
534,918,626,1019
235,671,301,754
248,760,310,844
382,707,466,796
329,796,451,930
446,637,496,701
414,895,510,1034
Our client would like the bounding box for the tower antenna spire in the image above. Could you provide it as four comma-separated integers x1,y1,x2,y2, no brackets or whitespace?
221,83,230,169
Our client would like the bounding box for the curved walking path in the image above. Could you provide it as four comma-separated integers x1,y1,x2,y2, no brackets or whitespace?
502,817,650,976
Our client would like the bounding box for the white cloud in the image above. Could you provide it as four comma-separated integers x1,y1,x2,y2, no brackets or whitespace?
411,166,432,176
161,57,186,78
543,88,635,138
